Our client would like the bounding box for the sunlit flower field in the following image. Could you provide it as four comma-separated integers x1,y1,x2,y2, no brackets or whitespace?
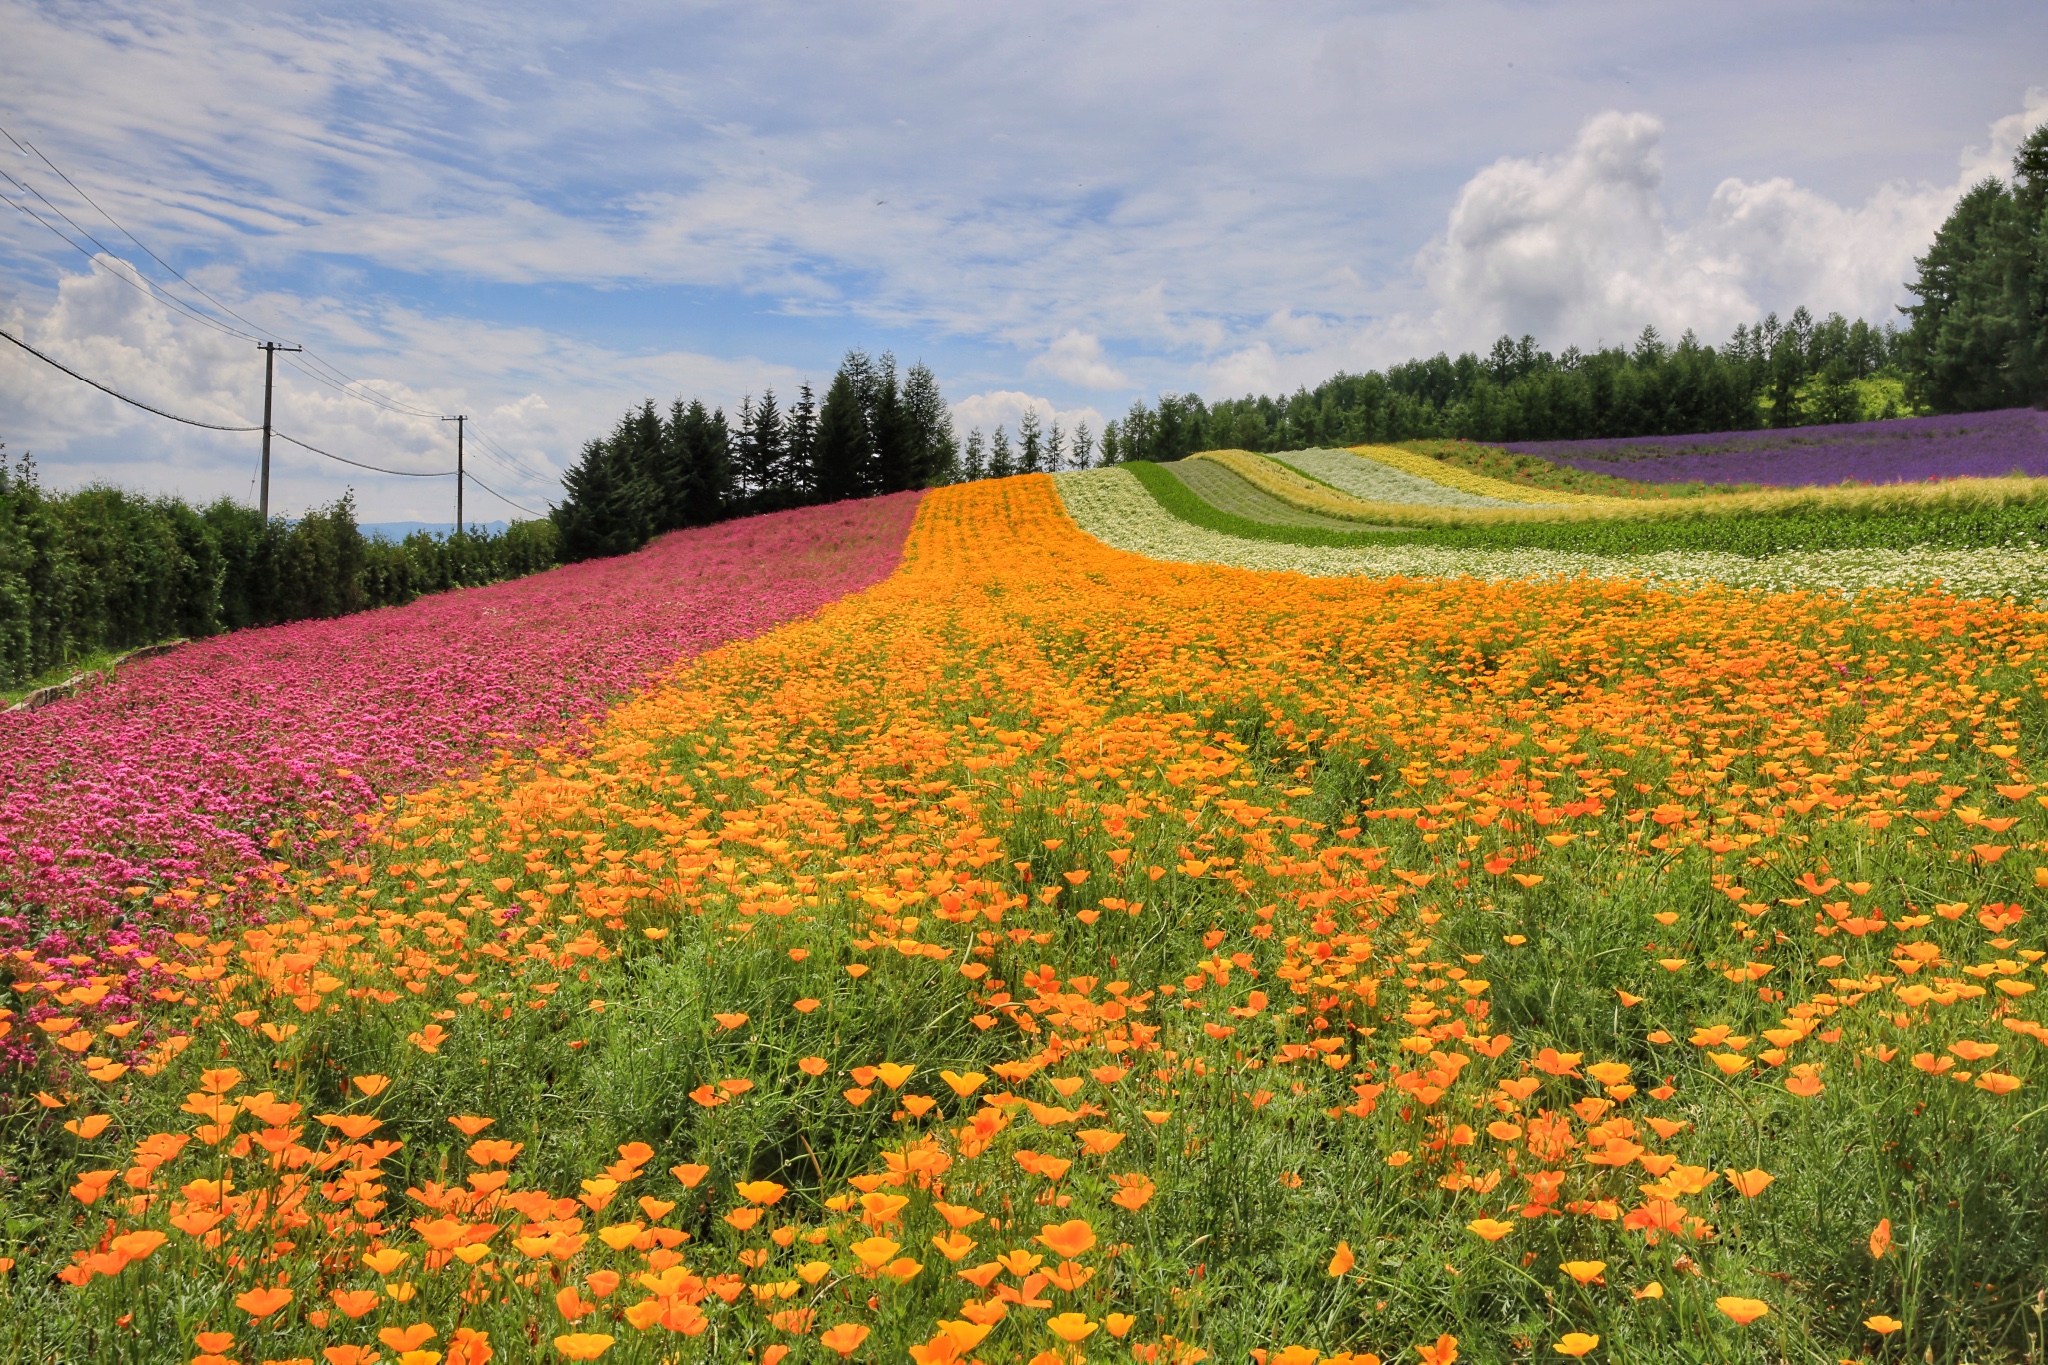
4,474,2043,1365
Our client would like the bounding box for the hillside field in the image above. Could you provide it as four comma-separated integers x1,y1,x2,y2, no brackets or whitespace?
3,439,2046,1365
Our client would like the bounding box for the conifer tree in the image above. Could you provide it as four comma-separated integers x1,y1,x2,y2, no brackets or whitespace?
1048,421,1065,471
786,382,819,501
900,362,956,486
1017,410,1043,474
960,429,987,482
1072,422,1095,468
988,426,1014,479
813,368,874,504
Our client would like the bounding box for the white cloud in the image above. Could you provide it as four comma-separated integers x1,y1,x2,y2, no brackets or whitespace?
952,389,1106,447
1420,90,2048,352
0,257,805,519
1028,330,1127,390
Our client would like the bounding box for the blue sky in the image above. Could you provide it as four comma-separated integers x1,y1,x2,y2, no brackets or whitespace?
2,0,2045,519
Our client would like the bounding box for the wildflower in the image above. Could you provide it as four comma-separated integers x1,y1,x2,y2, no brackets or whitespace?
819,1324,870,1358
1715,1297,1769,1325
1553,1334,1598,1357
1327,1242,1356,1276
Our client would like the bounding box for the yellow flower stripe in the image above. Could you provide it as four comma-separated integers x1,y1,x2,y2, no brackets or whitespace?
1349,443,1620,505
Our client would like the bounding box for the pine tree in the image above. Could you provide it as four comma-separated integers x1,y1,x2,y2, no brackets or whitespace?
862,352,917,493
2007,126,2048,404
1903,179,2027,411
655,400,702,532
988,426,1014,479
900,362,956,486
786,382,819,502
1099,420,1122,464
552,431,653,561
738,390,787,511
1071,422,1095,468
1048,422,1065,471
668,400,732,526
1017,410,1043,474
813,368,874,504
961,429,987,482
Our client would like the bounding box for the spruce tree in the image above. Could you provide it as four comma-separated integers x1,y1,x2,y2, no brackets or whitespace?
1903,179,2027,411
863,352,916,493
813,368,874,504
1071,422,1095,468
1017,411,1043,474
900,362,956,487
1048,421,1065,471
988,426,1014,478
786,382,819,502
961,429,987,482
657,400,703,532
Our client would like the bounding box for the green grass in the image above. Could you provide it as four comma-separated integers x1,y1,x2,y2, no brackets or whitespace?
1397,440,1745,500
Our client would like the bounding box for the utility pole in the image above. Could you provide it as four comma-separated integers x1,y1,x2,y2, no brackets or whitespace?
442,414,466,534
257,340,302,524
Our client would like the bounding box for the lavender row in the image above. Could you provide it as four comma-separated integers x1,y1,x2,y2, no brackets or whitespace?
1502,407,2048,487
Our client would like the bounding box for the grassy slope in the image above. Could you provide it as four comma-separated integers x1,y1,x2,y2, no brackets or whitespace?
1129,459,2048,556
1165,460,1400,531
1399,439,1743,500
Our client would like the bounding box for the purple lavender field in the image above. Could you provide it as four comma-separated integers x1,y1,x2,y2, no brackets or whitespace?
1503,407,2048,487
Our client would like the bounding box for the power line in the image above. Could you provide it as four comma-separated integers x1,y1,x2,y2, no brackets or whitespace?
4,122,283,345
2,128,447,422
0,327,261,431
270,431,454,479
3,128,568,511
465,469,550,518
465,423,557,484
0,327,464,481
0,174,263,344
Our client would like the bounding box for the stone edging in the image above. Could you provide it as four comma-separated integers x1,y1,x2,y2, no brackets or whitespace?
4,638,187,713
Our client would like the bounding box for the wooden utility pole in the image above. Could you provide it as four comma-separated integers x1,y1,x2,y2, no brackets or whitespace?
257,340,302,524
442,414,466,534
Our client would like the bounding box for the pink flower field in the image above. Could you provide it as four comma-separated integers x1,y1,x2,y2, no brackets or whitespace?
0,492,922,1003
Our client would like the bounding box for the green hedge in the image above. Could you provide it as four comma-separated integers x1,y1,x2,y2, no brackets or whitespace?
0,455,559,688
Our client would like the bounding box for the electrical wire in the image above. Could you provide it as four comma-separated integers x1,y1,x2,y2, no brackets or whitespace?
4,122,283,344
0,175,264,344
269,431,453,479
464,470,550,518
0,327,262,431
466,424,557,485
4,128,567,508
2,127,447,422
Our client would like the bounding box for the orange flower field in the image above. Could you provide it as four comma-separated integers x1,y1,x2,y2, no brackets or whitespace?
8,473,2046,1364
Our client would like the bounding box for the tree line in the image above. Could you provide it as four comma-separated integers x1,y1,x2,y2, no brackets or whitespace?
551,351,954,561
1093,126,2048,463
0,450,557,689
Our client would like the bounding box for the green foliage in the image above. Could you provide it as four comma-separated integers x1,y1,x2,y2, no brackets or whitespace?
1902,125,2048,412
1100,311,1915,463
0,447,559,687
552,353,955,563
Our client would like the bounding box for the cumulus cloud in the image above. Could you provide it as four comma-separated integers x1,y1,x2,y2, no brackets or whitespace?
0,256,805,518
1422,90,2048,352
1028,330,1128,390
951,389,1106,445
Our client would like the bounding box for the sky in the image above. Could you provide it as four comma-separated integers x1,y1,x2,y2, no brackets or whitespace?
1,1,2045,521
